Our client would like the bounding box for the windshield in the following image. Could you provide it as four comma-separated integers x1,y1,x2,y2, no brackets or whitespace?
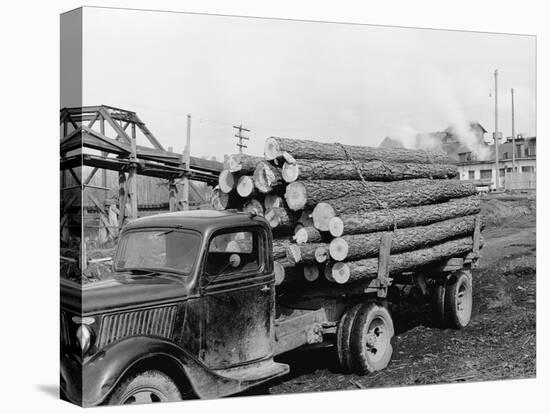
115,229,201,275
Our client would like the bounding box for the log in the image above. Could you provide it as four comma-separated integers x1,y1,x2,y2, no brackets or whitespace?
224,153,263,173
272,239,290,260
303,264,320,282
328,217,344,237
264,194,284,211
284,159,458,182
236,175,256,198
218,191,243,210
264,137,452,164
329,195,481,236
218,170,235,193
243,199,264,216
311,202,336,232
286,242,329,265
298,210,314,227
293,226,324,244
325,236,474,284
286,178,476,211
253,161,284,193
330,215,478,261
265,207,297,231
274,260,303,285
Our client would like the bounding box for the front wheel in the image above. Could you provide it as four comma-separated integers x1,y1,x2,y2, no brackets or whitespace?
106,370,182,405
350,303,394,374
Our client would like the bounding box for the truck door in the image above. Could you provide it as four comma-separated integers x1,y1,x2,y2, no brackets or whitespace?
200,227,274,369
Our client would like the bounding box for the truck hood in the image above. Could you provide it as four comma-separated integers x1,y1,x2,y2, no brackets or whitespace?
60,275,191,315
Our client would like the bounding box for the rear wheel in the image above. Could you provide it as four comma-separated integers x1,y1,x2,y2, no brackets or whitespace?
444,271,473,329
106,370,182,405
336,304,363,372
349,303,394,374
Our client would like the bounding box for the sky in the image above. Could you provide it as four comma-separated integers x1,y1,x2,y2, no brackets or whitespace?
80,7,536,160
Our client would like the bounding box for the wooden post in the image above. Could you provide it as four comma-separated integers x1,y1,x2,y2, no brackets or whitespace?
168,179,177,212
182,114,191,210
473,215,481,257
100,113,107,189
127,122,138,219
118,171,127,229
377,232,393,297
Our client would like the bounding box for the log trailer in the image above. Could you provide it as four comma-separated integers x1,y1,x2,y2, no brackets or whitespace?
60,209,480,406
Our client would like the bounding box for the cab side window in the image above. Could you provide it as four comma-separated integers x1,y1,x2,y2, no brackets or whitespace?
205,230,261,279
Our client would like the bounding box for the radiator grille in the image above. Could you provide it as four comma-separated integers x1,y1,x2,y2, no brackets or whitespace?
98,306,177,347
60,311,70,346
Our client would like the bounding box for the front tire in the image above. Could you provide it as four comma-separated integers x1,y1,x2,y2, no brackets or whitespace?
106,370,182,405
350,303,394,374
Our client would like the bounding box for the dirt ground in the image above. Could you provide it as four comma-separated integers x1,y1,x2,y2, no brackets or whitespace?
260,192,536,395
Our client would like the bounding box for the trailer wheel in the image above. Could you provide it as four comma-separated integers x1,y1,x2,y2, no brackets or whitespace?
433,282,447,326
350,303,394,374
336,304,363,372
444,271,473,329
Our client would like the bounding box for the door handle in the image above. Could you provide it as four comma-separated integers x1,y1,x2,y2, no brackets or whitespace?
260,285,270,293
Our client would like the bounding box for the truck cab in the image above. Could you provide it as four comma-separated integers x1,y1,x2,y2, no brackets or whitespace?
61,210,289,406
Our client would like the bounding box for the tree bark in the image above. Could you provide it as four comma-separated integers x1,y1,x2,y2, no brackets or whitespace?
330,195,481,235
224,153,263,174
273,238,291,260
287,178,476,211
331,215,478,261
264,137,452,164
325,236,474,284
286,159,458,182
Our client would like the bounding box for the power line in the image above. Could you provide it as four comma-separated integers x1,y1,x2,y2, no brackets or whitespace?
233,124,250,153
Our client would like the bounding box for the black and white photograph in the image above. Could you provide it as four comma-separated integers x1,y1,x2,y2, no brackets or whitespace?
2,5,532,412
56,6,539,408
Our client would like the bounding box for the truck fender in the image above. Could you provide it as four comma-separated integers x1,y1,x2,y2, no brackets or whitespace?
81,336,243,406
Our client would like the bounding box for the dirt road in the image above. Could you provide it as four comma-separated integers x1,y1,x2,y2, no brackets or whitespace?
262,195,536,395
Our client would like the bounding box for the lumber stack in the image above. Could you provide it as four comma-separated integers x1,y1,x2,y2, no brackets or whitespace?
217,137,481,287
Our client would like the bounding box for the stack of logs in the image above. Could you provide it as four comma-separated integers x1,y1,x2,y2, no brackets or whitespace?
215,137,481,286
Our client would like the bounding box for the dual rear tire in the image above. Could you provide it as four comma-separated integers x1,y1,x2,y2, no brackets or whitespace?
337,302,394,374
433,270,473,329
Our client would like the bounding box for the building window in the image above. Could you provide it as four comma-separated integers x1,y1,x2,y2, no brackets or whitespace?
499,168,505,177
480,169,492,179
468,170,475,180
503,152,508,159
521,166,534,173
506,168,513,173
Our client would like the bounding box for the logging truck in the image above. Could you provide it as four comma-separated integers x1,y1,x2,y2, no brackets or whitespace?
60,209,479,406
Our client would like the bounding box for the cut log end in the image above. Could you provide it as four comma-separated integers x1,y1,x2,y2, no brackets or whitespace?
286,244,302,265
264,137,281,160
218,170,235,193
274,261,285,286
293,227,308,243
325,262,350,284
243,199,264,217
264,208,280,228
312,202,336,232
315,246,329,263
254,162,282,194
284,181,307,211
236,176,255,197
264,194,283,211
329,237,349,261
303,264,320,282
282,162,300,183
328,217,344,237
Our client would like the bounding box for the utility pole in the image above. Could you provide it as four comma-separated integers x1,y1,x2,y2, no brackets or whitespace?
511,88,516,174
182,114,191,210
233,124,250,153
494,69,500,190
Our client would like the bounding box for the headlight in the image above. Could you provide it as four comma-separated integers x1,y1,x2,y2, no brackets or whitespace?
76,324,93,353
72,316,95,354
